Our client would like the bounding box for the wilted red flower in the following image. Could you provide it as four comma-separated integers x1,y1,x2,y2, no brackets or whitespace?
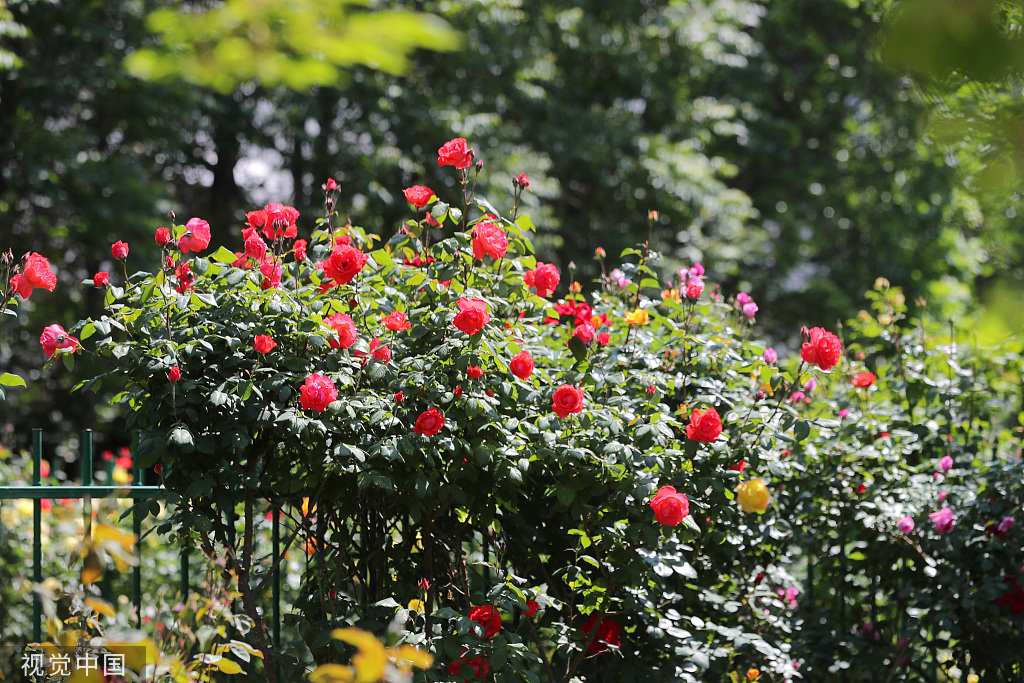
403,185,434,208
179,218,211,253
11,253,57,300
414,407,445,436
468,605,502,638
438,137,474,169
800,327,842,370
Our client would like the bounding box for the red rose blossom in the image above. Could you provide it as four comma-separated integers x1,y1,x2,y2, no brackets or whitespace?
727,460,748,473
179,218,211,253
509,350,535,380
468,605,502,638
299,374,337,412
437,137,474,169
597,332,610,345
523,600,539,617
383,311,412,331
155,227,171,246
573,322,596,344
253,335,276,353
262,203,299,240
686,407,723,443
467,365,483,379
260,259,282,290
516,172,530,188
448,651,489,680
650,485,690,526
524,263,560,297
244,234,267,261
453,297,490,335
293,239,308,262
581,614,621,654
12,253,57,299
168,366,181,382
93,272,109,288
472,221,508,260
852,371,876,387
175,262,194,293
403,185,434,208
414,407,445,436
552,384,585,418
324,313,357,349
800,327,842,370
39,324,79,358
322,245,369,286
111,241,129,260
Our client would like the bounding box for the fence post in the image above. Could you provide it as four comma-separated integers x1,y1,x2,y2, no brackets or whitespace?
133,457,144,627
32,428,42,643
81,429,93,540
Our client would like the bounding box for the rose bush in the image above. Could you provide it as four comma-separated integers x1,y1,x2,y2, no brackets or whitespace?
44,143,1022,682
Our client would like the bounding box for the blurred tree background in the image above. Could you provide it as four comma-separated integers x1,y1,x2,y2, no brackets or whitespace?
1,0,1021,451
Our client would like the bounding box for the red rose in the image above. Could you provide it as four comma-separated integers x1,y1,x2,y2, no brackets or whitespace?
686,407,723,442
253,335,276,353
727,460,748,473
260,259,282,290
524,263,560,297
509,350,534,379
852,371,876,387
453,385,463,398
468,606,502,638
93,272,109,288
414,407,444,436
573,321,596,344
324,313,357,349
245,234,267,260
13,253,57,299
175,262,194,293
650,485,690,526
322,244,369,286
437,137,474,169
472,221,508,260
453,297,490,335
523,600,539,617
516,172,530,188
403,185,434,208
597,332,610,346
39,324,79,357
395,391,404,403
371,338,391,364
178,218,211,253
111,241,129,260
299,373,337,412
262,203,299,240
581,614,621,654
467,365,483,379
448,651,489,680
552,384,585,418
293,239,308,262
383,311,411,331
324,177,339,191
800,327,842,370
155,227,171,246
246,210,267,230
168,366,181,382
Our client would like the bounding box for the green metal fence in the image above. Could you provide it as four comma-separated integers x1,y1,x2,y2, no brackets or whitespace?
0,427,284,663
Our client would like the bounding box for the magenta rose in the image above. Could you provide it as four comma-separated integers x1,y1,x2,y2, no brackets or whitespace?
299,374,337,412
650,485,690,526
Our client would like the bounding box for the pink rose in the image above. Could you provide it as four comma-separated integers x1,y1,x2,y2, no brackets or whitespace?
178,218,211,253
111,241,129,260
325,314,357,349
897,516,915,534
12,253,57,299
472,221,508,260
299,373,337,412
929,507,955,535
938,455,953,472
650,485,690,526
39,324,79,357
800,327,842,370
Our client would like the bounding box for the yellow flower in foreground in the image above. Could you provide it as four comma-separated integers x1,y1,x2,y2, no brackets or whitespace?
310,628,434,683
408,599,425,612
737,479,771,513
625,309,649,326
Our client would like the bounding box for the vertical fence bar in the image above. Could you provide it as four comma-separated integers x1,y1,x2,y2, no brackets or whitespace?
32,428,43,642
81,429,93,540
272,505,282,682
133,462,144,627
180,546,190,598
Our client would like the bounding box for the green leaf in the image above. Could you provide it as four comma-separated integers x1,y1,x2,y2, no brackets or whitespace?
0,372,26,388
169,425,195,452
209,246,239,263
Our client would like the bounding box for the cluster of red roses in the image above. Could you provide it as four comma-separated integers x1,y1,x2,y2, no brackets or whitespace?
4,252,85,360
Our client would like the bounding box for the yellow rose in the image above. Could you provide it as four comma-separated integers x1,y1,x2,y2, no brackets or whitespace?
625,309,649,326
737,479,771,513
